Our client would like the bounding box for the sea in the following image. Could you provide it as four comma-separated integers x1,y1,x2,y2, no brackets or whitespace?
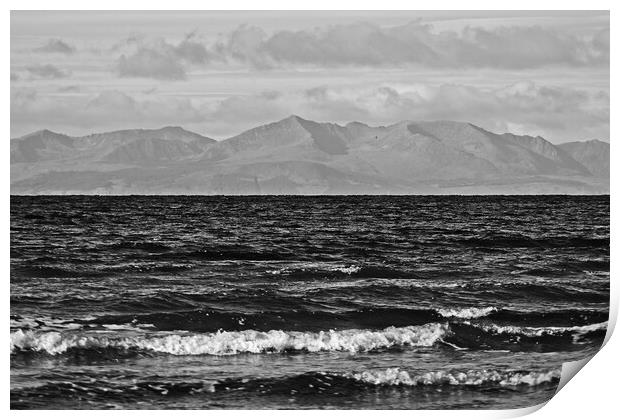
10,195,610,409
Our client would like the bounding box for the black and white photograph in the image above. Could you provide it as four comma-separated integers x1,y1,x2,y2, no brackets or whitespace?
9,8,611,410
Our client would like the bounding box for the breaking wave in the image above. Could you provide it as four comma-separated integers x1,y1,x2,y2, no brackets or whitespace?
10,367,561,407
16,306,601,336
11,317,606,358
11,323,448,356
14,306,606,335
472,321,608,341
437,306,498,319
444,320,607,352
345,367,561,387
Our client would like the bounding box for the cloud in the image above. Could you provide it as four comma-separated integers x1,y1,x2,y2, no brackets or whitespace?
26,64,69,79
86,90,138,112
10,79,609,143
34,38,76,54
11,89,205,134
591,27,609,58
298,82,609,141
118,48,186,80
208,91,290,126
212,25,271,68
174,32,211,64
81,90,204,126
10,13,609,143
116,35,211,80
106,20,609,78
210,21,608,69
57,85,81,93
107,19,609,78
202,81,609,141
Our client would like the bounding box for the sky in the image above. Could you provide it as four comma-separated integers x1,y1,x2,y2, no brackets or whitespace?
10,11,610,143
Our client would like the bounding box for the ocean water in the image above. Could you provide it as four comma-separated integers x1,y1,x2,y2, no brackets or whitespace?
10,195,609,410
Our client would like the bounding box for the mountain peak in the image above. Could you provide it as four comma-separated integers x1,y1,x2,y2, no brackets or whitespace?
558,138,609,179
559,139,609,148
159,125,185,131
583,139,608,145
279,114,306,125
346,121,370,128
19,129,67,140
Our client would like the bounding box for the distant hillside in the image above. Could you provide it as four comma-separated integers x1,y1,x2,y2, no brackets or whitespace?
558,140,610,179
11,126,216,164
10,117,609,194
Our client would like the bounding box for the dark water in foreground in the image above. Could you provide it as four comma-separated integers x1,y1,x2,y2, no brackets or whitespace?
10,196,609,409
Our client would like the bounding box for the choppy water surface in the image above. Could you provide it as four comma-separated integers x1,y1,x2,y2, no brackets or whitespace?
10,195,609,409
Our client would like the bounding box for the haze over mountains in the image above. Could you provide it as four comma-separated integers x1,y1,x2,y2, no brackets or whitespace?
10,116,609,195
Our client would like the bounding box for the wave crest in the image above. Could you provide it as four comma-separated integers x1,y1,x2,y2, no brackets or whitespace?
11,323,447,356
437,306,497,319
472,321,608,340
346,367,561,387
268,263,362,276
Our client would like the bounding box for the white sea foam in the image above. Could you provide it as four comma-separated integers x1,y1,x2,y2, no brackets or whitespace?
281,278,468,294
472,321,608,341
437,306,498,319
334,265,362,275
10,323,448,356
10,316,84,331
268,263,361,275
100,323,157,332
345,367,561,387
10,316,157,334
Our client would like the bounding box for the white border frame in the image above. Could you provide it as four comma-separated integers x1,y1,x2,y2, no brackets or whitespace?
4,2,616,419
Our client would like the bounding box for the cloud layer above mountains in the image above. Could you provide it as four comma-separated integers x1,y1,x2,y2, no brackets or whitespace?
12,80,608,143
10,11,609,142
109,20,609,80
213,22,609,69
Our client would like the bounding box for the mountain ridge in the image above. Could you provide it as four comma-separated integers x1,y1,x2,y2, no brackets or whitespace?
10,116,609,195
557,139,610,179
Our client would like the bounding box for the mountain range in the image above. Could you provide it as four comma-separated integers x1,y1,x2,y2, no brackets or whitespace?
10,116,609,194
